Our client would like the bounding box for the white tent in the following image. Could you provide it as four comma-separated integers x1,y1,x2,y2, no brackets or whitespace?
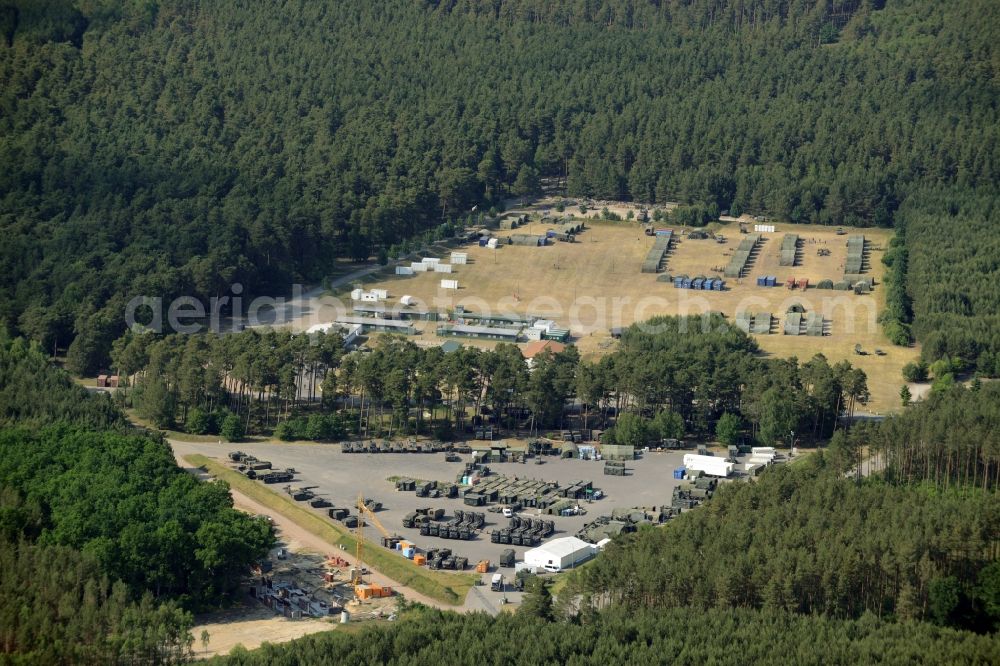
523,537,595,572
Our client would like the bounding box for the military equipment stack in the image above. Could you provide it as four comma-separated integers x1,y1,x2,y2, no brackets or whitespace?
490,516,554,546
604,461,626,476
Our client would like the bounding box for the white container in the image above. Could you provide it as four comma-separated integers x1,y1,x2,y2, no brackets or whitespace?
395,266,414,275
682,454,734,477
400,295,416,306
451,252,468,264
487,238,498,249
350,288,363,301
340,610,350,624
433,263,453,273
372,289,388,299
421,257,440,265
441,279,458,290
411,262,429,272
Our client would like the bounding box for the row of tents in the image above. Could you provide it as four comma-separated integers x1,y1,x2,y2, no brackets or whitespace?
737,310,827,336
641,230,673,273
845,234,866,275
735,311,773,335
779,233,799,267
783,311,825,336
724,233,761,278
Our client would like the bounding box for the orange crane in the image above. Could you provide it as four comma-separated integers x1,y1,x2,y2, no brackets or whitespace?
353,492,395,600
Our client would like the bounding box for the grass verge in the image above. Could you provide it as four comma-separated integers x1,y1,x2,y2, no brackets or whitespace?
185,454,475,606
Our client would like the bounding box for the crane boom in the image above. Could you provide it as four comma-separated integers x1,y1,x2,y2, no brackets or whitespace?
356,494,392,539
353,492,396,587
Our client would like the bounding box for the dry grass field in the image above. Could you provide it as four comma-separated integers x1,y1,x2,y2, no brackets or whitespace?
304,212,915,414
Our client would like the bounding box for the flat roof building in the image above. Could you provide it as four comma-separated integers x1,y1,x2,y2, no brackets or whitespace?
436,324,520,341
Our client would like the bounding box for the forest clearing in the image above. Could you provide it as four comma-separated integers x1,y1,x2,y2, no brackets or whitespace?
297,215,911,412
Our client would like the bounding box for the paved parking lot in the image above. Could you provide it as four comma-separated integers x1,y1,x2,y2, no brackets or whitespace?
174,440,694,573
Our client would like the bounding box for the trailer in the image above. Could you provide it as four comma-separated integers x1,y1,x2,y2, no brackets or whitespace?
682,454,734,478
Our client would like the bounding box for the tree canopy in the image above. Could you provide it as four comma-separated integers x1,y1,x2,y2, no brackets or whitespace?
0,337,274,662
1,0,998,371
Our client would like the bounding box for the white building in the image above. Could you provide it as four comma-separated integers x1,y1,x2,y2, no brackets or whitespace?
523,536,596,573
305,322,362,347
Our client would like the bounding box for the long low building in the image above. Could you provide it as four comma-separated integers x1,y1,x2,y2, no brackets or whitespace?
436,323,520,341
329,316,416,335
452,308,536,328
352,303,440,321
305,322,363,347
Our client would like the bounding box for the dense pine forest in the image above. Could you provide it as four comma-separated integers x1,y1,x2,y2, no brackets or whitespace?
565,461,999,625
208,607,1000,665
0,337,274,663
2,1,999,662
1,0,999,373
